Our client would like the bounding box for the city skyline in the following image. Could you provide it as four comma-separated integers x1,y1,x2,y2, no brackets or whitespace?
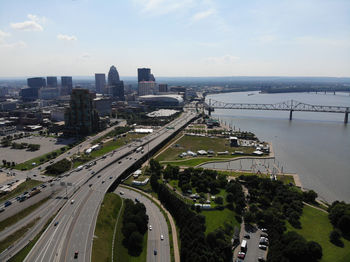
0,0,349,77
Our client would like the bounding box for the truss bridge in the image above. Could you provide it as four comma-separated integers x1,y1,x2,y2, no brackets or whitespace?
207,99,349,123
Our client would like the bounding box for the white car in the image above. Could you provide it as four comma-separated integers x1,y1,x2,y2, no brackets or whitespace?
160,234,164,240
149,225,152,230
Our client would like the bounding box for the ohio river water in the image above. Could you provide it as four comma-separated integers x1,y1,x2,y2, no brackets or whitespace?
206,91,350,203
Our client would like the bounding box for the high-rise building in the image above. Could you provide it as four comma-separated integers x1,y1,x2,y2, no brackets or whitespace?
20,87,40,101
64,88,100,136
61,76,73,96
27,77,46,88
108,66,120,85
138,81,156,96
95,73,106,94
158,84,168,93
47,76,58,87
138,68,151,82
110,81,125,101
39,87,60,100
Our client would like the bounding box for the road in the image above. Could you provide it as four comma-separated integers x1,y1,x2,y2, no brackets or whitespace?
21,111,196,262
115,187,170,262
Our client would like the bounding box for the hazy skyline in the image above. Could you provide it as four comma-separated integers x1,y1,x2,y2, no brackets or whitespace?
0,0,349,77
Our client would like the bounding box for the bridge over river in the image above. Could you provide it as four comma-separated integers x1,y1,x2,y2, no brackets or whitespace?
207,99,349,123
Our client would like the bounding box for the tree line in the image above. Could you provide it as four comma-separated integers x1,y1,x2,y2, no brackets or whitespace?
121,199,149,256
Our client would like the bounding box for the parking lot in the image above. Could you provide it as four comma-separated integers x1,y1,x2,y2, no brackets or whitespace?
0,136,75,163
234,224,268,262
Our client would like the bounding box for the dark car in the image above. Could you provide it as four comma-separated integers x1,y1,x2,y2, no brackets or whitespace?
258,257,266,262
244,234,250,239
4,201,12,207
154,250,157,255
89,184,93,187
97,175,101,178
74,251,79,259
54,221,59,226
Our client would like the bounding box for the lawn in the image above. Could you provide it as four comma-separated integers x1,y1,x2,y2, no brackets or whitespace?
161,157,233,167
113,196,148,262
156,135,255,162
286,205,350,262
0,179,42,202
92,193,123,262
201,208,240,235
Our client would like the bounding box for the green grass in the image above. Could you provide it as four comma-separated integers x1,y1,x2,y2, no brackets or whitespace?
286,205,350,262
13,146,70,170
92,193,123,262
0,197,49,232
156,135,256,162
161,157,228,167
0,179,42,202
8,210,58,262
0,217,40,253
202,208,240,235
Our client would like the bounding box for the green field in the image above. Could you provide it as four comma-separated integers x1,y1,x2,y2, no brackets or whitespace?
286,205,350,262
0,179,41,202
92,193,123,262
202,208,240,235
156,135,256,162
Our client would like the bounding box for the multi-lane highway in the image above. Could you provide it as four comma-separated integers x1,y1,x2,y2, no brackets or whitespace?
116,187,170,262
18,111,196,262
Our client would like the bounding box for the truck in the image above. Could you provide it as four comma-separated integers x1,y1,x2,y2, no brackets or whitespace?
241,239,247,252
29,189,41,198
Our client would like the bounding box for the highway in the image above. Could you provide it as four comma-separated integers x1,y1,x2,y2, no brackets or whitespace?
20,111,196,262
115,187,170,262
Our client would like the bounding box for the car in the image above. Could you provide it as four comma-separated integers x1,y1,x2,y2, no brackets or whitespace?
149,225,152,230
33,174,37,177
244,234,250,239
261,228,267,232
260,233,268,238
74,251,79,259
71,199,75,204
102,180,105,184
119,191,124,195
118,160,122,164
109,176,112,179
4,201,12,207
237,252,246,259
258,257,266,262
135,198,139,203
50,161,54,164
97,175,101,178
91,171,95,175
89,184,93,187
0,208,5,213
160,234,164,240
54,221,59,226
259,244,267,250
153,250,157,255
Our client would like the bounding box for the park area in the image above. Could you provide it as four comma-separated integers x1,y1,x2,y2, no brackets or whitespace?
155,134,258,167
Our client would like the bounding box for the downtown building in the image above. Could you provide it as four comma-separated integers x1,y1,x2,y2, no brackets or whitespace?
137,68,156,96
61,76,73,96
47,76,58,87
95,73,106,94
108,65,124,101
64,88,100,136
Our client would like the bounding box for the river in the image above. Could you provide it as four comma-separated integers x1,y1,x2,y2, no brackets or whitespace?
206,91,350,203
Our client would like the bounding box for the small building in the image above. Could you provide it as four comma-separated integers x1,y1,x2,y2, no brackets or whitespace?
230,136,239,147
134,128,153,134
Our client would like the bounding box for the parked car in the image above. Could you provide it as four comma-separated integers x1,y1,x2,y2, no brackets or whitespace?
0,208,5,213
74,251,79,259
244,234,250,239
119,191,124,195
258,257,266,262
160,234,164,240
149,225,152,230
153,250,157,255
259,244,267,250
4,201,12,207
54,221,59,226
237,252,246,259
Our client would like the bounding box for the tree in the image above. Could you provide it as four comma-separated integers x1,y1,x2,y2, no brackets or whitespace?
338,215,350,237
127,231,143,255
302,190,318,203
226,193,234,203
307,241,322,260
243,211,254,225
214,196,223,205
329,230,343,247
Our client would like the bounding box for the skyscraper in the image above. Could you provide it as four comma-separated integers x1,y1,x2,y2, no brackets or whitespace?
158,84,168,93
61,76,73,96
27,77,46,88
95,73,106,93
138,81,156,96
64,88,100,136
110,81,125,101
47,76,58,87
138,68,151,82
108,66,120,85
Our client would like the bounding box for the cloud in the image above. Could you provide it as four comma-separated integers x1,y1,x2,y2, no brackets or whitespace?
0,41,26,49
256,35,277,44
192,9,215,21
57,34,78,41
0,30,11,39
204,55,240,64
11,14,44,31
135,0,195,15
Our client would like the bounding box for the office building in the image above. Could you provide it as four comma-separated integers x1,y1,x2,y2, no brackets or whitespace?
39,87,60,100
20,87,40,101
27,77,46,88
61,76,73,95
158,84,168,93
110,81,125,101
94,97,111,116
47,76,58,87
108,66,120,85
137,68,151,82
95,73,106,93
138,81,156,96
64,88,100,136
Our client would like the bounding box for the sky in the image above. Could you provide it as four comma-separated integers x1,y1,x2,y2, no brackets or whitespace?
0,0,349,77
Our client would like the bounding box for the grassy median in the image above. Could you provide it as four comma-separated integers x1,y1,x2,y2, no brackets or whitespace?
0,179,41,203
92,193,122,262
0,197,49,232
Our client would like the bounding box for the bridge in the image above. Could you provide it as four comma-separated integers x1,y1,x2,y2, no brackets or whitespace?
207,99,349,123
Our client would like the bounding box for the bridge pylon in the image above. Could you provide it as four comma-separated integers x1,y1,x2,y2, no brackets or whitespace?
345,108,349,124
289,110,293,120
